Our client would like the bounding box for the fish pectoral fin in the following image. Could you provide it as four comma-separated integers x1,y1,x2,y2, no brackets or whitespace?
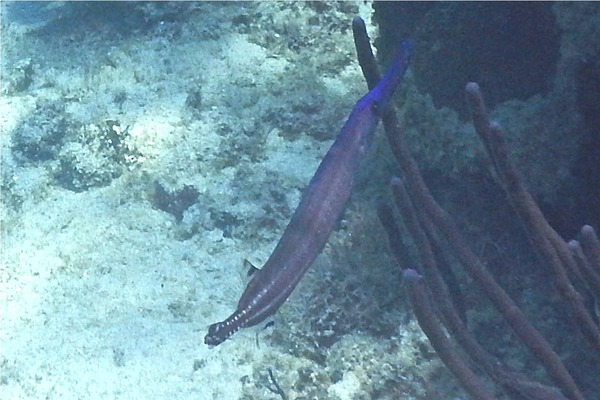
244,258,259,277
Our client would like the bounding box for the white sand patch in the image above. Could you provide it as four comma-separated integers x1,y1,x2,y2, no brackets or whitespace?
328,371,361,400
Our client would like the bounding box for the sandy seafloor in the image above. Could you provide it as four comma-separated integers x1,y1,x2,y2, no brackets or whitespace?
0,2,449,399
2,2,599,400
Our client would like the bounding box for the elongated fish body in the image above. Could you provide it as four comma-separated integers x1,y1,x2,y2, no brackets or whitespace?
205,39,411,346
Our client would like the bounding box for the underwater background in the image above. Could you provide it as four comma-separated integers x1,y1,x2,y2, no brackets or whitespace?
1,2,599,399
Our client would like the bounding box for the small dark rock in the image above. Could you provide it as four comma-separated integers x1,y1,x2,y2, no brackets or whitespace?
153,182,200,221
185,89,203,114
9,58,35,93
209,209,243,238
12,101,69,162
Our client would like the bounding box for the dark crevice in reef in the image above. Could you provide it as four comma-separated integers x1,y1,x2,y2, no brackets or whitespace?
551,58,600,235
373,2,560,116
575,62,600,227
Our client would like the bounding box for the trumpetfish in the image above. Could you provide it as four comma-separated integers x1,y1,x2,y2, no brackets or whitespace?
205,22,411,346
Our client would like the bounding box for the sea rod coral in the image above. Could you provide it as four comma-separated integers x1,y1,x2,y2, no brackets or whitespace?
351,16,600,400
